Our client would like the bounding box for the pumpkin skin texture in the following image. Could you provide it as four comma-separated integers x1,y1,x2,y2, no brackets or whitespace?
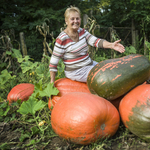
51,92,120,145
48,78,90,110
87,54,150,101
7,83,34,104
119,84,150,142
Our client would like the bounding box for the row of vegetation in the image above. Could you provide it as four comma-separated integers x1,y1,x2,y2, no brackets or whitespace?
0,29,150,149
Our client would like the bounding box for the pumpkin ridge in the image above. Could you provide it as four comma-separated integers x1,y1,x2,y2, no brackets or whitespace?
7,83,34,104
14,86,34,99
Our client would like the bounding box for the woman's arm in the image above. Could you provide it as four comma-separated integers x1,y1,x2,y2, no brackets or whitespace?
85,29,125,53
102,39,125,53
49,37,65,84
50,71,56,83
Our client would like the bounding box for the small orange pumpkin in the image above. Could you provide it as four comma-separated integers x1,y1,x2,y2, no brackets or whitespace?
51,92,120,145
7,83,34,104
48,78,90,110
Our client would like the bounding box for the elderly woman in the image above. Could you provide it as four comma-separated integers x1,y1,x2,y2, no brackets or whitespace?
49,6,125,83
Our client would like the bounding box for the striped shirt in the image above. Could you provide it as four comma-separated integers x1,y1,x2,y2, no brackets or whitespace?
49,27,104,72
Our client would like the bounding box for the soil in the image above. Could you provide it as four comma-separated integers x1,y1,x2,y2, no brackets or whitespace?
0,121,150,150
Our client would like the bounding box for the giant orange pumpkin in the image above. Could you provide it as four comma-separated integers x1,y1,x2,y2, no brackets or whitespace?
119,84,150,142
51,92,120,145
7,83,34,104
48,78,90,110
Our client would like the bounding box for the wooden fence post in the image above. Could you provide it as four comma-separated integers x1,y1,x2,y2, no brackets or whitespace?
132,19,136,47
144,34,147,55
110,26,114,58
19,32,27,57
83,14,88,27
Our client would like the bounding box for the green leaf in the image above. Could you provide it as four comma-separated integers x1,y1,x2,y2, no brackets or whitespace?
17,55,30,63
35,80,43,91
3,106,10,116
0,101,9,109
145,41,150,50
36,63,46,78
0,70,16,88
25,139,36,146
31,79,43,98
0,109,4,116
0,102,10,118
17,97,46,115
19,134,30,142
31,126,40,135
21,61,38,73
6,51,12,55
39,82,59,98
12,48,22,59
0,142,10,149
124,46,136,55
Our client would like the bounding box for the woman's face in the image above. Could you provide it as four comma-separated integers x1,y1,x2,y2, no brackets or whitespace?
65,11,81,31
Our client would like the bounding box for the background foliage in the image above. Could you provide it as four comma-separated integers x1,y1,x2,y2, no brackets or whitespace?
0,0,150,61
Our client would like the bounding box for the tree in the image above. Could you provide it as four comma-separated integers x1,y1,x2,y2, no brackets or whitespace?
0,0,85,60
90,0,150,53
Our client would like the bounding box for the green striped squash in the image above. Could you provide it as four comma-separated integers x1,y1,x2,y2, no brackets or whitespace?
87,54,150,101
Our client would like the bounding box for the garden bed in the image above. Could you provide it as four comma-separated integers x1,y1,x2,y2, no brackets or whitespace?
0,107,150,150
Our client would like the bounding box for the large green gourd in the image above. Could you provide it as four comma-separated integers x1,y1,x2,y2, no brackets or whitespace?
87,54,150,101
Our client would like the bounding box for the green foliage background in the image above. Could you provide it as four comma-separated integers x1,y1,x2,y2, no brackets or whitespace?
0,0,150,61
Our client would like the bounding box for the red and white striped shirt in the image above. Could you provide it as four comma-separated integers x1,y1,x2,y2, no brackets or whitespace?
49,28,104,72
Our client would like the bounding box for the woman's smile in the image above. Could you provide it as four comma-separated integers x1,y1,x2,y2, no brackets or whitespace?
65,12,81,31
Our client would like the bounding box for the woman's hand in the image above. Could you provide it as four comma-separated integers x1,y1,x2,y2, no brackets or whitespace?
103,39,125,53
112,39,125,53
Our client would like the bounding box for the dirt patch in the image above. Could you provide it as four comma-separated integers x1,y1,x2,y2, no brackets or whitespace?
1,121,150,150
